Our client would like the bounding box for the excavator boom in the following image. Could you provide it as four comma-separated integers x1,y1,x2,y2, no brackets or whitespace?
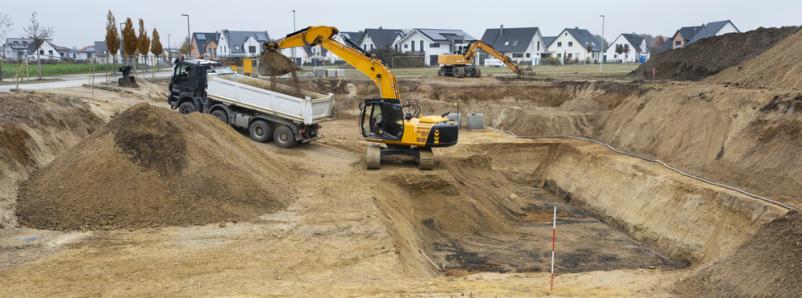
263,26,400,99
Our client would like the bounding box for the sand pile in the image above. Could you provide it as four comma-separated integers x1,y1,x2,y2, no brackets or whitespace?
17,103,295,230
710,29,802,90
632,27,799,81
674,211,802,297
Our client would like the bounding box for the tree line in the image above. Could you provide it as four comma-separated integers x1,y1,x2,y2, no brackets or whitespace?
105,10,164,71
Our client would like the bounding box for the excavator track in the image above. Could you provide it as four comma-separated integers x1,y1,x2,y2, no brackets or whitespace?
417,149,434,170
366,143,381,170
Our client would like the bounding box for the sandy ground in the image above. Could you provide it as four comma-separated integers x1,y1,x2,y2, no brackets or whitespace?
0,88,688,296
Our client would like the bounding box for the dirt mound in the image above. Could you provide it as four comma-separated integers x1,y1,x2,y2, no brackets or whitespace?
632,27,800,81
674,211,802,297
0,92,102,228
710,29,802,90
17,103,295,230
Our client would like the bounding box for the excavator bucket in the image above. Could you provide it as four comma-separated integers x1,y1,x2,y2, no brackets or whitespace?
258,49,301,77
517,66,536,78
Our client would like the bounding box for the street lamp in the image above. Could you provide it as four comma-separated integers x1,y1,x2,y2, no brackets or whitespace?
181,14,191,57
600,15,605,73
167,34,172,61
119,22,125,64
291,10,296,63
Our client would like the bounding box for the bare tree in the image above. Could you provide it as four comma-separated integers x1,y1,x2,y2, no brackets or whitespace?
179,38,190,57
136,19,150,68
0,13,14,82
105,10,120,64
23,11,54,80
121,18,137,67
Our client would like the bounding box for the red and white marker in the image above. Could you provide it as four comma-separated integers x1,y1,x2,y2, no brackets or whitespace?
550,206,557,291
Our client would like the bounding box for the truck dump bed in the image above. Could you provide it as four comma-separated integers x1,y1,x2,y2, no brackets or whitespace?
207,73,334,125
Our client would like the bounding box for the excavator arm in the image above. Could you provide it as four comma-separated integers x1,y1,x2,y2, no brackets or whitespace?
462,40,521,75
262,26,400,100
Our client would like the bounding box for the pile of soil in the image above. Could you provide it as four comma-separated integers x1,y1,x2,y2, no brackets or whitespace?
674,211,802,297
16,103,295,230
710,29,802,90
0,92,102,228
632,27,800,81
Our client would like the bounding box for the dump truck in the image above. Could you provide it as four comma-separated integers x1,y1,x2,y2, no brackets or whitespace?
167,59,335,148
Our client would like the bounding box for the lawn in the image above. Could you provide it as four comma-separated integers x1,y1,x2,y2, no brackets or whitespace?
0,62,170,79
301,63,639,80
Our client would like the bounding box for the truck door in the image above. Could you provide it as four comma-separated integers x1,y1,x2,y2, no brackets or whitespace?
172,63,197,95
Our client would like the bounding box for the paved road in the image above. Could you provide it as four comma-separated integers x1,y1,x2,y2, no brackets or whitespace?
0,71,173,92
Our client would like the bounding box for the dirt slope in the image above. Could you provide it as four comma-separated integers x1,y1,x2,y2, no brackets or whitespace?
710,29,802,90
0,92,102,228
674,212,802,297
632,27,800,81
17,103,296,230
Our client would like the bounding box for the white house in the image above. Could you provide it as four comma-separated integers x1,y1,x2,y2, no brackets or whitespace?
605,33,649,63
394,28,475,66
28,40,63,61
671,20,739,49
546,28,602,64
480,26,547,65
3,38,33,60
217,30,270,58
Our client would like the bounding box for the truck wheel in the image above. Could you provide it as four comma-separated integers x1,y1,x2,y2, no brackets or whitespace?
273,125,297,148
211,109,229,124
178,102,196,114
249,120,273,143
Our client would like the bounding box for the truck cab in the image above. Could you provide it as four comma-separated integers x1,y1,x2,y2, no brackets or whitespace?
167,59,222,113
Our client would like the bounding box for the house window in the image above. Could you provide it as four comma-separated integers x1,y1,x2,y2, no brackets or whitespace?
568,42,573,47
430,43,439,48
557,42,562,47
557,53,562,58
404,44,408,49
371,44,375,50
675,40,681,46
537,41,540,51
249,46,256,53
419,40,424,51
512,53,523,58
39,50,44,55
526,53,531,58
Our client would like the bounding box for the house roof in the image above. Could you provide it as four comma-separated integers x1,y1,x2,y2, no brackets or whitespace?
4,38,32,51
617,33,646,52
689,20,739,44
193,32,219,51
413,28,475,43
340,31,363,45
564,28,602,52
78,45,95,53
361,28,403,49
221,30,270,54
543,36,557,47
480,27,540,53
675,26,703,41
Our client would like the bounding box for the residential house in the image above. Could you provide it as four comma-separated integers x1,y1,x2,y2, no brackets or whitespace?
546,28,602,64
308,31,363,64
28,40,63,61
671,20,739,49
216,30,270,58
3,38,33,60
191,32,220,59
480,26,547,66
53,44,78,61
76,45,95,61
359,27,404,51
605,33,649,63
395,28,475,66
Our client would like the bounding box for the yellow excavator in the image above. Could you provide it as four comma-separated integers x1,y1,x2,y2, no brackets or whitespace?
437,40,533,78
259,26,459,170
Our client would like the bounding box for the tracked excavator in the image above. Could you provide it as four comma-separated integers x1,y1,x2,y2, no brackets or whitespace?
437,40,534,78
259,26,459,170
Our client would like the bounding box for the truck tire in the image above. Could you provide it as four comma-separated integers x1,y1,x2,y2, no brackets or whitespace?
211,109,229,124
366,144,381,170
178,102,196,114
249,120,273,143
273,125,297,148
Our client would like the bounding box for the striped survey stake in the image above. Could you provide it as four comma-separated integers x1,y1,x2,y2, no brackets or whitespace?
550,206,557,291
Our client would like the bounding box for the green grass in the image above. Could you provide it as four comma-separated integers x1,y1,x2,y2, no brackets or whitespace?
0,62,171,79
301,64,639,81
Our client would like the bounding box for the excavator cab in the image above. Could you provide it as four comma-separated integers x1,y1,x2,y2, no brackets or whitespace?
360,99,404,141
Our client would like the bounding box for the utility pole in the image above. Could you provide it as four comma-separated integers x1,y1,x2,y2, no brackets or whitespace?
181,14,191,57
119,22,125,64
167,34,172,61
600,14,605,73
291,10,296,64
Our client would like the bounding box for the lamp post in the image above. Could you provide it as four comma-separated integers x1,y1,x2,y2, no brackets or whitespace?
119,22,126,64
600,14,605,72
291,10,296,64
181,14,191,57
167,34,172,61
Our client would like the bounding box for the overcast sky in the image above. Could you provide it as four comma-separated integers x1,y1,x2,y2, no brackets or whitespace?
3,0,802,48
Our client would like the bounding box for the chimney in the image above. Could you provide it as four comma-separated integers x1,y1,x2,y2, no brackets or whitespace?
500,24,504,35
379,26,383,30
